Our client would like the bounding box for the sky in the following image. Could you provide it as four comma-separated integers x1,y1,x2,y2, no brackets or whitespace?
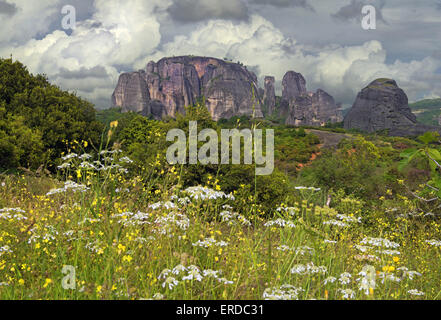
0,0,440,109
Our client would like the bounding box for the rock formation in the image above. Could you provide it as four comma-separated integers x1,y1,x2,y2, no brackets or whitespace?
282,71,307,101
263,76,276,115
344,79,416,132
112,56,263,121
285,89,343,126
280,71,342,126
344,78,441,136
258,88,264,101
112,72,150,114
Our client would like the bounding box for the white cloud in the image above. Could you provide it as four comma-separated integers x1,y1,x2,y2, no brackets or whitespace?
1,1,439,109
0,0,168,107
0,0,59,44
149,14,441,105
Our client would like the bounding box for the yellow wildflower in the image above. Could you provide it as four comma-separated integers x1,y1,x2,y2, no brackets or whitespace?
43,278,52,288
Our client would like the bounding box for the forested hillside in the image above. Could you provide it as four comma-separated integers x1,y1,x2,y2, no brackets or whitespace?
410,99,441,126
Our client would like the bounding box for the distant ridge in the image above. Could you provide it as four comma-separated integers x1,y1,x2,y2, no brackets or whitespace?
409,99,441,126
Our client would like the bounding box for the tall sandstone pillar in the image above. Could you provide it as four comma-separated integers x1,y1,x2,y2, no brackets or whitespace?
264,76,276,116
282,71,307,102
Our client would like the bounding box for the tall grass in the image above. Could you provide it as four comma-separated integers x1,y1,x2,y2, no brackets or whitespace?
0,156,440,300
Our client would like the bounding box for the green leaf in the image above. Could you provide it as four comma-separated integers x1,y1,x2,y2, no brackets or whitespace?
429,158,437,172
400,148,418,159
418,131,440,145
398,158,410,171
429,177,441,190
428,148,441,161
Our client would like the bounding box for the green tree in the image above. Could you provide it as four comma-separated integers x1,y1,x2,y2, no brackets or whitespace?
0,58,103,170
0,105,44,169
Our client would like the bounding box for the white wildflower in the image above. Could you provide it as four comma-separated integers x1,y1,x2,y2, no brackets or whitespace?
162,277,179,290
46,181,89,196
0,245,13,254
172,265,187,275
203,270,220,278
158,269,171,280
338,288,355,299
291,262,327,275
426,239,441,247
61,153,78,161
376,249,401,256
339,272,352,285
192,238,228,248
336,214,361,223
360,237,400,249
408,289,424,296
324,276,337,285
263,285,304,300
355,245,372,253
378,272,401,284
79,153,92,160
264,219,295,228
184,186,235,201
276,207,298,216
182,269,203,282
217,277,234,285
356,271,376,295
119,156,133,164
323,220,348,227
290,264,307,275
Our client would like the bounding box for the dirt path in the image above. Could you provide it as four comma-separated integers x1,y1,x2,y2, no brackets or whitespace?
306,129,353,149
296,129,353,170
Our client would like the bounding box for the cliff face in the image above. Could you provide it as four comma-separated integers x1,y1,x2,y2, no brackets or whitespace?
112,56,263,120
112,72,150,114
285,89,343,126
282,71,307,102
344,79,417,132
113,57,344,126
344,78,441,136
280,71,342,126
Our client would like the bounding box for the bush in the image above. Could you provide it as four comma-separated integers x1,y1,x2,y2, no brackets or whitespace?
0,58,103,170
299,136,387,199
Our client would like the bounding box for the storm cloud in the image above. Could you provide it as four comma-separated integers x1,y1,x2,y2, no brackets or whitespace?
167,0,249,23
250,0,314,11
0,0,17,16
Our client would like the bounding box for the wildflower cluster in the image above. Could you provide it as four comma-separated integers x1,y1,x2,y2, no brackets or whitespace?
158,265,233,290
263,284,305,300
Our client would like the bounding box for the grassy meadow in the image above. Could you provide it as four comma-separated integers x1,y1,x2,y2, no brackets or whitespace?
1,145,441,300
